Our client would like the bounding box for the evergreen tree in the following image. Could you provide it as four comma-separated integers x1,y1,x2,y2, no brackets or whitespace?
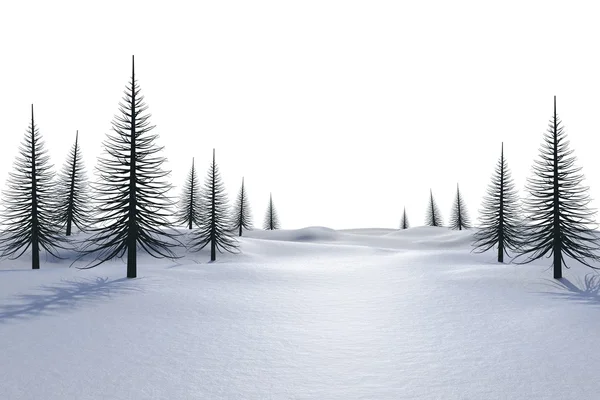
176,158,201,230
400,207,409,229
56,131,90,236
472,142,522,262
425,189,443,227
75,56,180,278
188,149,238,261
263,193,280,230
449,183,471,230
0,105,65,269
513,96,600,279
232,177,253,236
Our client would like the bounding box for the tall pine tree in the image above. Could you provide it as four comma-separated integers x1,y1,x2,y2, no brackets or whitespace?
472,142,522,262
425,189,443,227
188,149,238,261
76,56,180,278
56,131,90,236
176,158,201,230
449,183,471,230
263,193,280,230
232,177,253,236
514,96,600,278
400,207,409,229
0,105,65,269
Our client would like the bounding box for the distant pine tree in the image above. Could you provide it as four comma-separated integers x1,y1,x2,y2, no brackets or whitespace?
263,193,280,230
472,142,522,262
513,96,600,279
425,189,443,227
0,105,65,269
449,183,471,230
232,177,253,236
176,158,202,230
188,149,238,261
75,56,180,278
55,131,90,236
400,207,409,229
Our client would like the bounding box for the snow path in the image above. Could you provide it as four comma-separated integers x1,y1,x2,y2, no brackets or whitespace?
1,227,600,399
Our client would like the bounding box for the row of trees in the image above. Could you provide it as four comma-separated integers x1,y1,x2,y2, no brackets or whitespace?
0,56,281,278
399,96,599,280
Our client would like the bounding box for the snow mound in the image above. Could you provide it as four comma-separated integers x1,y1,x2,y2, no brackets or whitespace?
246,226,339,243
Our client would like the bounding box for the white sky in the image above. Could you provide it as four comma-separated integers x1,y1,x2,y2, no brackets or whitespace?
1,0,600,230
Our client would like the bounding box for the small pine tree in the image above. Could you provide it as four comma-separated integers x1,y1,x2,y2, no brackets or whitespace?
425,189,443,227
472,142,522,262
232,177,253,236
400,207,409,229
0,105,65,269
56,131,90,236
263,193,280,230
513,96,600,279
188,149,238,261
176,158,201,230
449,183,471,230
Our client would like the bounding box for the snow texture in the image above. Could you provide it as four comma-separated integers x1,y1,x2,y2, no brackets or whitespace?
1,226,600,399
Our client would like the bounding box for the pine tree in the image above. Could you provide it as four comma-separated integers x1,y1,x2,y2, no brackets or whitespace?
400,207,409,229
75,56,180,278
263,193,280,230
425,189,443,227
449,183,471,230
176,158,201,230
188,149,238,261
232,177,253,236
0,105,65,269
472,142,522,262
513,96,600,279
55,131,90,236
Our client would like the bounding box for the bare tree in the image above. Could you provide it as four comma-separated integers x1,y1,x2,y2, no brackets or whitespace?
425,189,443,227
232,177,253,236
263,193,280,230
449,183,471,230
176,158,202,230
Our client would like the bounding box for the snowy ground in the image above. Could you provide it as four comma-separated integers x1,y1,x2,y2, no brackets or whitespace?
1,226,600,399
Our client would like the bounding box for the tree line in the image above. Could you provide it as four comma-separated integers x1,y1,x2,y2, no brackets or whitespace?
399,96,599,280
0,56,280,278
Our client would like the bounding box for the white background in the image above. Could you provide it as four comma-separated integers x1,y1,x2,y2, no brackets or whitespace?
1,0,599,229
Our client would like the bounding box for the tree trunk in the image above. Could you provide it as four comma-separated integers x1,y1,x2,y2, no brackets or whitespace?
127,56,137,279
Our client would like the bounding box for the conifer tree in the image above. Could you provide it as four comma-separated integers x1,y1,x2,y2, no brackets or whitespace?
188,149,238,261
176,158,201,230
263,193,280,230
56,131,90,236
472,142,522,262
400,207,409,229
449,183,471,230
75,56,180,278
232,177,253,236
0,105,65,269
425,189,443,227
513,96,600,279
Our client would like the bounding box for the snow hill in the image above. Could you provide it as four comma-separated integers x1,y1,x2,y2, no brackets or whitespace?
1,226,600,399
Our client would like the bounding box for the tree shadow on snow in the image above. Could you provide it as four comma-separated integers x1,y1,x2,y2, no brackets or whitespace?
0,277,142,323
537,274,600,306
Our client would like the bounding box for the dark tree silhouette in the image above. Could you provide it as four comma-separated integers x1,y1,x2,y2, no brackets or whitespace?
176,158,201,230
0,105,65,269
232,177,253,236
263,193,280,230
75,56,180,278
56,131,90,236
425,189,443,227
400,207,409,229
513,96,600,279
188,149,238,261
449,183,471,230
472,142,522,262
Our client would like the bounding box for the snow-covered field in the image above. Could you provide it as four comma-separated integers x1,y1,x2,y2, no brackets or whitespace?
2,226,600,399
